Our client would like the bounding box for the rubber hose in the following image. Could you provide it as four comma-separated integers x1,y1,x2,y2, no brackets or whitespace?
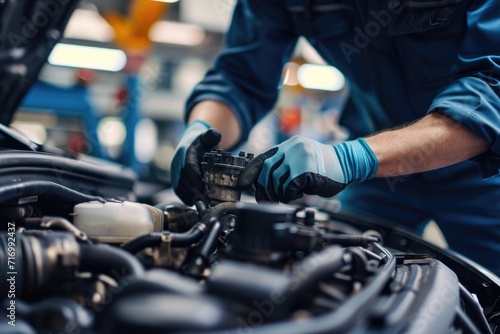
199,218,222,258
169,202,237,247
121,223,206,253
16,297,93,332
170,223,205,247
79,244,144,279
201,202,238,222
285,246,345,307
1,234,36,297
0,180,106,205
0,233,57,297
0,205,33,221
252,252,395,334
122,202,237,254
120,232,163,254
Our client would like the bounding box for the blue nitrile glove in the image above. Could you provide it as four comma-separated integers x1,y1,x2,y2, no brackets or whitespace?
237,136,378,203
171,120,221,205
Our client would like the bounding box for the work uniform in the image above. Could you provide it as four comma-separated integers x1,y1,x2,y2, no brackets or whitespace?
185,0,500,275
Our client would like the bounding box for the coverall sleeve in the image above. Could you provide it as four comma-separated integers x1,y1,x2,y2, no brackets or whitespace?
427,0,500,177
184,0,298,147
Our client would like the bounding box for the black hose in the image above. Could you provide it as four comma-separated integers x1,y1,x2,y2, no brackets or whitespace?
285,246,345,308
181,218,223,276
170,223,205,247
0,205,33,221
258,246,395,334
170,202,237,246
206,243,395,334
120,232,163,254
202,202,238,221
0,180,106,205
122,202,237,254
1,233,54,297
121,223,206,254
16,297,93,333
1,232,144,298
195,201,208,215
79,244,144,279
1,232,78,297
199,218,222,258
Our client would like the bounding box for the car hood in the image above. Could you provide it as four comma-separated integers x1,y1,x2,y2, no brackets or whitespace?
0,0,79,125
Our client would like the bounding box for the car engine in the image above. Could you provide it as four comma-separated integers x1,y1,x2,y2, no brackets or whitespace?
1,150,499,334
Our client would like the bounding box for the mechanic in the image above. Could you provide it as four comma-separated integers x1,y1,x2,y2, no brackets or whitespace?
171,0,500,276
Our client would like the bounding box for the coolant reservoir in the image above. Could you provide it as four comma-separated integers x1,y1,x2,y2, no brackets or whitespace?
73,201,163,243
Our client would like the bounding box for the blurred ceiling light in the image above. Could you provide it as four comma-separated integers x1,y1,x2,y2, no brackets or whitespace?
49,44,127,72
149,21,206,46
282,62,300,86
134,118,158,164
297,64,346,91
97,117,127,147
64,9,115,42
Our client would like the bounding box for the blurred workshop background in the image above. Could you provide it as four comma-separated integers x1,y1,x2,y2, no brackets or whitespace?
13,0,348,189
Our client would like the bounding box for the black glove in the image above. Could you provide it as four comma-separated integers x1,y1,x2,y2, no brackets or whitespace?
171,121,221,205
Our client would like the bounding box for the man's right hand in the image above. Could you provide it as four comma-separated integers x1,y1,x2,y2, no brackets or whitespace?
170,120,221,205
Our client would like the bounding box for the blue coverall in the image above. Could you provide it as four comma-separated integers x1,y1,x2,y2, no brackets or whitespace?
185,0,500,275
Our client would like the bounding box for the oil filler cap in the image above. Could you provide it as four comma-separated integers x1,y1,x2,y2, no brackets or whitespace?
201,150,253,205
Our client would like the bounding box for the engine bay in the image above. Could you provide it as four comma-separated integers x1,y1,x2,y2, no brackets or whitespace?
1,150,499,334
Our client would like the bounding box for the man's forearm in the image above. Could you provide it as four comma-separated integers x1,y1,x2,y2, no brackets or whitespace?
188,100,241,149
364,113,489,177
